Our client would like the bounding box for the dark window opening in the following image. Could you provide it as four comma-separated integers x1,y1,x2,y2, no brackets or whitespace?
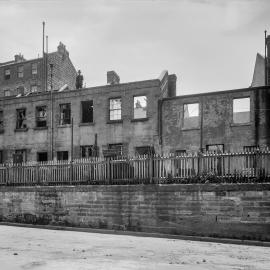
206,144,224,153
81,100,93,123
36,106,47,127
57,151,69,161
81,145,94,158
59,103,71,125
4,69,10,80
135,146,155,156
175,150,186,156
16,109,27,129
14,149,27,163
37,152,48,162
0,150,3,164
0,111,3,130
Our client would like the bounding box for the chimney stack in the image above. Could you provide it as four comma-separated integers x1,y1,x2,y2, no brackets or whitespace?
168,74,177,97
107,71,120,85
14,54,25,63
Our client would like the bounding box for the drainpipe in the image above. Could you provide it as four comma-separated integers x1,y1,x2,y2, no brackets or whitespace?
158,99,163,146
200,98,204,152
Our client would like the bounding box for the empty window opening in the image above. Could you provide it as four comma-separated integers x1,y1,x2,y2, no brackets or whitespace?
37,152,48,162
81,145,94,158
0,150,3,164
0,110,3,130
16,108,27,129
17,66,24,78
233,97,250,124
134,96,147,119
36,106,47,127
183,103,199,129
4,69,10,80
31,85,38,93
14,149,27,163
206,144,224,153
32,63,38,75
81,100,93,123
57,151,69,161
59,103,71,125
109,98,121,120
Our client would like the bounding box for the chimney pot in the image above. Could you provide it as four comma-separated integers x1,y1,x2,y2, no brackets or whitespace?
107,71,120,85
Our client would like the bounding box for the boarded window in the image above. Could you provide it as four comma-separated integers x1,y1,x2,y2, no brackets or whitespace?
32,63,38,75
17,66,24,78
4,69,10,80
206,144,224,153
57,151,68,161
37,152,48,162
81,100,93,123
233,98,250,124
109,98,121,120
0,110,3,130
36,106,47,127
134,96,147,119
183,103,199,128
106,143,123,156
16,108,27,129
59,103,71,125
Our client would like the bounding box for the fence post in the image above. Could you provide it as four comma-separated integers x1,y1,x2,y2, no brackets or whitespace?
107,158,111,184
197,152,202,175
36,162,40,185
149,155,153,184
70,160,73,185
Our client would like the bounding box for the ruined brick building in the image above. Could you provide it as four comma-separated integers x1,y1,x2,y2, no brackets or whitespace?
1,36,270,163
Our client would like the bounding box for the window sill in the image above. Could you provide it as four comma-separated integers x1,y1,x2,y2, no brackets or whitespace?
107,120,123,124
230,123,251,127
33,126,48,130
131,118,148,122
14,128,28,132
79,122,95,127
58,124,72,128
181,127,200,131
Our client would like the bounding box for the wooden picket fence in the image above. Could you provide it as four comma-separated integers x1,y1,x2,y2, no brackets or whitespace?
0,150,270,186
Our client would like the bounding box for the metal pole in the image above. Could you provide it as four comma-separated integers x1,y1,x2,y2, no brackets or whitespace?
42,22,45,92
71,117,74,161
265,30,267,86
50,64,54,161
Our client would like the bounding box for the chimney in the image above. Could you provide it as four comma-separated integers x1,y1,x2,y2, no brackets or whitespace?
107,71,120,85
168,74,177,97
57,42,69,57
14,53,25,63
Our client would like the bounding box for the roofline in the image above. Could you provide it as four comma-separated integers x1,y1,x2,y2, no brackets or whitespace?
162,85,270,101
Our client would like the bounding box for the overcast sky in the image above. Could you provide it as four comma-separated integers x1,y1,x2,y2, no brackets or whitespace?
0,0,269,95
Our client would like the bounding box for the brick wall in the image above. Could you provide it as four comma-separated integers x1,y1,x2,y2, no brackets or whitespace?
0,184,269,241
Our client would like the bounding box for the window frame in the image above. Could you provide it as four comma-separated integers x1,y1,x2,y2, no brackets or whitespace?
109,97,122,121
31,63,38,75
133,95,148,120
16,108,27,130
4,89,11,97
36,106,47,128
81,100,93,123
232,97,251,125
206,144,224,153
17,65,24,78
182,102,200,129
31,85,38,93
59,103,71,125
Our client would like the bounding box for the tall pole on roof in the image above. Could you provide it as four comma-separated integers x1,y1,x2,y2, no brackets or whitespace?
265,30,267,86
42,22,46,92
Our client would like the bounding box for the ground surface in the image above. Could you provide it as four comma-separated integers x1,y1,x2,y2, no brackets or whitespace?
0,226,269,270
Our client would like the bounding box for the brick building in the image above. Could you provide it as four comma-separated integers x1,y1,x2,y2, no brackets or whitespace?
0,70,176,163
0,42,76,97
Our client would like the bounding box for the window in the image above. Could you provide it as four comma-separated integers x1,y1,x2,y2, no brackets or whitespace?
17,86,24,96
109,98,121,121
135,146,154,156
36,106,47,127
81,145,94,158
81,100,93,123
134,96,147,119
206,144,224,153
233,97,250,124
14,149,27,163
4,69,10,80
16,108,27,129
175,150,186,156
57,151,69,161
31,63,38,75
108,144,123,156
17,66,24,78
0,150,3,164
31,85,38,93
183,103,199,129
0,110,3,130
243,146,258,152
4,90,11,97
37,152,48,162
59,103,71,125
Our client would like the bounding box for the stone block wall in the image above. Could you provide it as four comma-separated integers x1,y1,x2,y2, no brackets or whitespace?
0,184,269,241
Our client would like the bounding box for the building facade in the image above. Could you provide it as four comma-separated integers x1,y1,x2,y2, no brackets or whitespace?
0,42,76,98
0,70,176,163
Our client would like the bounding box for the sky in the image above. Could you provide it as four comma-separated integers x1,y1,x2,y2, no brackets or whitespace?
0,0,269,95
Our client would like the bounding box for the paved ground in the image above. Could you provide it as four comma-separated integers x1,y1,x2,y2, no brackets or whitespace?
0,226,269,270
